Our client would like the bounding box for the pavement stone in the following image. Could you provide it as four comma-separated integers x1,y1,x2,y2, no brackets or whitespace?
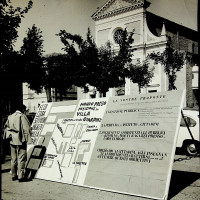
1,154,200,200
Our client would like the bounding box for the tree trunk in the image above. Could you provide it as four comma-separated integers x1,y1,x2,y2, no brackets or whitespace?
60,93,63,101
45,86,52,102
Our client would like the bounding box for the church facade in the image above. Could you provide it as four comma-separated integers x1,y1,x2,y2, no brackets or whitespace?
78,0,198,108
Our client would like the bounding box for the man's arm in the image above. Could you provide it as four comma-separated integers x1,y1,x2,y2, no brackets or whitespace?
21,114,32,144
3,119,9,140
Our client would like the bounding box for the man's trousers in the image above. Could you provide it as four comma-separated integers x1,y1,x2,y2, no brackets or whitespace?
10,143,27,180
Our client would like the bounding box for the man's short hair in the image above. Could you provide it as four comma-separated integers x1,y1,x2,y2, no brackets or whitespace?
16,104,27,112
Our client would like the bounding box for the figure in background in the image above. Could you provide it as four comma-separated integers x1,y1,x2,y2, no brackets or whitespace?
4,104,32,182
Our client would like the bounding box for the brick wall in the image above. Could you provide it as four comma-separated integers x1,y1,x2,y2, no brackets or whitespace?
146,12,198,109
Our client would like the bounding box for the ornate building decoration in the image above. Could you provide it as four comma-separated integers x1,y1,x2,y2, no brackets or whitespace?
92,0,150,21
113,29,124,44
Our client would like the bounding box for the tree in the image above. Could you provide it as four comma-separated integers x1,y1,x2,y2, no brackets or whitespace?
148,47,185,90
57,28,98,93
0,0,33,54
93,28,135,95
0,0,33,115
93,41,117,95
57,28,154,96
126,59,154,93
44,53,76,101
57,28,137,95
20,24,45,94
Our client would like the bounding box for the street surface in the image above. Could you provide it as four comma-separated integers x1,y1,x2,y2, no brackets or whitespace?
1,152,200,200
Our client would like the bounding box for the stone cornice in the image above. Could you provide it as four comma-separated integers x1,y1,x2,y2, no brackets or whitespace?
92,0,150,21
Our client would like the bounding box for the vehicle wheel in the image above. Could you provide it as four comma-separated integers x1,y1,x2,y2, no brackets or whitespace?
184,141,198,156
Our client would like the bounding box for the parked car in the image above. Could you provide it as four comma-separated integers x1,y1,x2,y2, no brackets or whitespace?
177,109,199,156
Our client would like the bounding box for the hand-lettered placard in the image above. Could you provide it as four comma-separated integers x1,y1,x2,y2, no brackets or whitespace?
30,90,185,200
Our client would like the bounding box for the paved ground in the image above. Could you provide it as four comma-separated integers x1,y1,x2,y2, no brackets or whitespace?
1,153,200,200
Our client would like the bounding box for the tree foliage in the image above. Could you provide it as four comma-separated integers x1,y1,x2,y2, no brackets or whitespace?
0,0,33,54
0,0,33,79
94,29,135,94
44,53,76,101
57,28,154,95
19,27,154,101
20,24,45,93
0,0,33,114
126,59,154,93
57,28,98,92
148,47,185,90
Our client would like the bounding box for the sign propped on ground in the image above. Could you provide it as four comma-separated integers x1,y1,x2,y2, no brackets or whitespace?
28,90,185,200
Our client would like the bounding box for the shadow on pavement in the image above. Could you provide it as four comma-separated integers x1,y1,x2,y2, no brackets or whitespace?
168,170,200,199
1,168,11,173
175,147,187,156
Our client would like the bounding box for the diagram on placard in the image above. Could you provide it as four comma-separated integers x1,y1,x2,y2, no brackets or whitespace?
35,98,109,184
37,119,95,184
31,102,78,146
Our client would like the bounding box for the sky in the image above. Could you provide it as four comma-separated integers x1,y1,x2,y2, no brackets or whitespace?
12,0,197,55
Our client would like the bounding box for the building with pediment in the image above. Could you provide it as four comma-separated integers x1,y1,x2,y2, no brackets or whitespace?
78,0,198,108
23,0,198,113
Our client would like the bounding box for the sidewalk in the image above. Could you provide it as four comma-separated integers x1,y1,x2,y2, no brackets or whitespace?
1,154,200,200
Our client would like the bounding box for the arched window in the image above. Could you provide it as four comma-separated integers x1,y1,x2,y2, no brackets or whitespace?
113,29,124,44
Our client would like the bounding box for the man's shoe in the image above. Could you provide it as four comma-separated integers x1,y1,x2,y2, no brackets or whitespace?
18,178,27,182
12,177,18,181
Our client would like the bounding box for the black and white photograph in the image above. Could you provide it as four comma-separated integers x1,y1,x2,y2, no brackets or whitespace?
1,0,199,200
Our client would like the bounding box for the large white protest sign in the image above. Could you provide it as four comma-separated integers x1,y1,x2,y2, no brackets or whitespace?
30,90,185,200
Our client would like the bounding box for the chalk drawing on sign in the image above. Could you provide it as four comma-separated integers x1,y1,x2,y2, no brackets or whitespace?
42,159,53,168
63,124,75,138
61,153,73,168
40,124,56,136
72,166,81,183
46,115,57,123
58,142,64,154
74,124,82,138
71,124,88,144
72,143,91,183
78,124,88,139
57,142,68,154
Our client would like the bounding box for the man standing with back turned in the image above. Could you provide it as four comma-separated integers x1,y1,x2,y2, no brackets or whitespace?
4,104,32,182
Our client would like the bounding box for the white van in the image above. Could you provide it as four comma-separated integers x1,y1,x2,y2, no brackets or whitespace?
177,109,199,155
